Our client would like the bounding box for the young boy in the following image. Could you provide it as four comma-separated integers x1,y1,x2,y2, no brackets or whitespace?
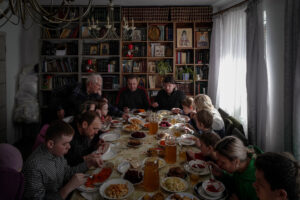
182,96,194,116
187,132,221,161
23,120,101,200
194,109,213,134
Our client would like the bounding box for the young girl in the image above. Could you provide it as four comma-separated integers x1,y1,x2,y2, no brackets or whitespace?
211,136,259,200
96,99,112,123
187,132,221,161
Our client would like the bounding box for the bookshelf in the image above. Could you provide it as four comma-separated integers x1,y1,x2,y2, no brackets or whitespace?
39,6,212,121
120,20,211,98
39,6,121,120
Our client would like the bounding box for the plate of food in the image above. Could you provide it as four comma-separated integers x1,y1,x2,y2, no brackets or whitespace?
128,117,144,126
159,121,172,129
194,181,228,200
78,163,114,192
123,124,141,132
99,178,134,200
131,131,146,139
157,110,172,116
147,147,164,158
202,179,225,198
143,123,150,129
156,132,167,140
177,134,196,146
166,166,187,179
127,139,142,148
122,169,143,185
161,177,188,193
133,109,146,115
111,119,123,128
100,131,120,142
138,112,147,118
158,139,166,147
143,157,166,169
184,160,210,175
166,193,199,200
138,192,165,200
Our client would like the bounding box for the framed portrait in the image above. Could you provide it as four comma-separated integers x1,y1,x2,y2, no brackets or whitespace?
89,45,98,55
148,61,156,73
177,28,192,48
132,29,142,41
196,32,209,49
100,43,109,55
154,45,165,57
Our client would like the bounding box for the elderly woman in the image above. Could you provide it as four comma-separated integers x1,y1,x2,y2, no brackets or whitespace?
0,143,24,199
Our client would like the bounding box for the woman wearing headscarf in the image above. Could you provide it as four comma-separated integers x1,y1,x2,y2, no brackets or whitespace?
0,143,24,200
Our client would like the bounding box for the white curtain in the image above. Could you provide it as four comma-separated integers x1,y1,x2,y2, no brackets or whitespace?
208,5,248,135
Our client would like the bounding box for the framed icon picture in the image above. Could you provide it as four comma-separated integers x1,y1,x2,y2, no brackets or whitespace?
132,29,142,41
89,45,98,55
196,32,209,49
100,43,109,55
177,28,192,48
154,45,165,57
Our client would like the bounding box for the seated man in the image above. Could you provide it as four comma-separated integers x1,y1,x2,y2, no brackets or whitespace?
65,111,106,166
254,152,300,200
116,75,151,112
23,120,101,200
152,76,186,110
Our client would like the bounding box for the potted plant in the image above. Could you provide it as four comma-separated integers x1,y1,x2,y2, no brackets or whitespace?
181,65,193,80
157,61,172,75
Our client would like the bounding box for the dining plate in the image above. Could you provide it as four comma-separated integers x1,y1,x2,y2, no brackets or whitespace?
166,192,200,200
100,131,121,142
128,117,144,126
99,178,134,200
161,177,188,193
184,160,210,175
123,124,141,132
194,182,228,200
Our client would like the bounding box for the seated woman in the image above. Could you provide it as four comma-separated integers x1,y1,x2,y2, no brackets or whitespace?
192,94,225,137
0,143,24,200
211,136,259,200
254,152,300,200
152,76,185,111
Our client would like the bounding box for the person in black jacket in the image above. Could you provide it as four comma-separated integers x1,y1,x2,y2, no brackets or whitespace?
152,76,186,110
116,75,151,112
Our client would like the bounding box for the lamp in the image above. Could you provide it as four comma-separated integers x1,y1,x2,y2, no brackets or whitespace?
87,0,121,41
0,0,93,29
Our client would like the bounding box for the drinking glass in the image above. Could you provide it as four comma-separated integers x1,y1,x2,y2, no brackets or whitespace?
148,112,158,135
143,160,159,192
165,135,177,164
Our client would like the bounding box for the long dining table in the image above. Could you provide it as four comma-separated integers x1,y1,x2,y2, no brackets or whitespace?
71,113,210,200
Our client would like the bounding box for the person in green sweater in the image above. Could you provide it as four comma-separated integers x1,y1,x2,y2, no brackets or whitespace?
210,136,259,200
254,152,300,200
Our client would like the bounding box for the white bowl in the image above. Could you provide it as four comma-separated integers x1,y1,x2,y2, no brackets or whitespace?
184,160,210,175
202,179,225,197
100,131,120,142
99,178,134,200
166,193,199,200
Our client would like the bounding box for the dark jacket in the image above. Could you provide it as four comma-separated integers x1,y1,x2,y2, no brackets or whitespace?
155,89,186,110
116,86,151,110
65,123,99,166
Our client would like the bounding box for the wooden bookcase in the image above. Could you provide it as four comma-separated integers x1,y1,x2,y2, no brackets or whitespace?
39,6,212,121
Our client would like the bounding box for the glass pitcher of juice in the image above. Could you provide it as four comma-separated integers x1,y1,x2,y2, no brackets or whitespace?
143,160,159,192
165,135,177,164
148,112,158,135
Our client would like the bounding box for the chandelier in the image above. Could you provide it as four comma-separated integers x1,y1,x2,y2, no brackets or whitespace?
0,0,93,29
87,0,121,41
